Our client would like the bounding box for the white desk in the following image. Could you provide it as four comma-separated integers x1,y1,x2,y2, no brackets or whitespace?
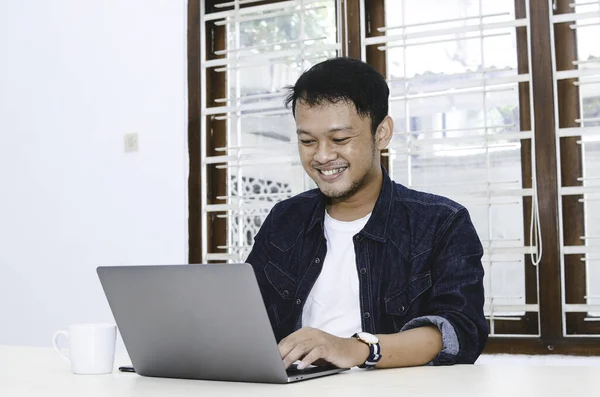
1,346,597,396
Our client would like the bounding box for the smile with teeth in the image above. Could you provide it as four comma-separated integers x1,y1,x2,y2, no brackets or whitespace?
319,167,347,176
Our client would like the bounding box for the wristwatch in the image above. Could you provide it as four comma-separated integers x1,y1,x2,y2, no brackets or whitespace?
352,332,381,368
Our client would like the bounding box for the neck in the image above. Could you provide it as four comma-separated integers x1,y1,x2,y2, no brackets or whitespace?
326,166,383,222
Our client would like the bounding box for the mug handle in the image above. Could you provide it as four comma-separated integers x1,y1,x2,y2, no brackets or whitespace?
52,330,70,363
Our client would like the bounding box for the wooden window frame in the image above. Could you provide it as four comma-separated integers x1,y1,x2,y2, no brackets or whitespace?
188,0,600,354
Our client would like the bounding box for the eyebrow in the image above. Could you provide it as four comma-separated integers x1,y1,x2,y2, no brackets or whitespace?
296,126,354,135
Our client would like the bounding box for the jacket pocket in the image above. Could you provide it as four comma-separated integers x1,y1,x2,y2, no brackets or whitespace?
263,261,297,326
384,272,432,316
263,261,297,300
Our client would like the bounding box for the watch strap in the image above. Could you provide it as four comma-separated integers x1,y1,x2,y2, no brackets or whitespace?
352,333,382,368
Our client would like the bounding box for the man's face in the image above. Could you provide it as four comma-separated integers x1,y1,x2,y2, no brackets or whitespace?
295,100,380,200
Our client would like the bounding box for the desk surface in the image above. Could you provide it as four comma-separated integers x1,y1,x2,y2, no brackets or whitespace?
1,346,597,396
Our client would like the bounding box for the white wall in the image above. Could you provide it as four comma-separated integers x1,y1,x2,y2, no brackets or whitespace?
0,0,188,348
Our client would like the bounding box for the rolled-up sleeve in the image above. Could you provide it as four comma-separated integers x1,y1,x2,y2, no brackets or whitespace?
406,208,488,365
401,315,459,365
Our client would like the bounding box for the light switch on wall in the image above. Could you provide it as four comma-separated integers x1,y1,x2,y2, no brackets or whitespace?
124,133,139,153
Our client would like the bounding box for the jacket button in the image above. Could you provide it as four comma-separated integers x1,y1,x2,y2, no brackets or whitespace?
355,235,363,241
363,312,371,319
315,257,321,264
296,299,302,305
360,268,367,275
282,290,289,297
400,306,405,312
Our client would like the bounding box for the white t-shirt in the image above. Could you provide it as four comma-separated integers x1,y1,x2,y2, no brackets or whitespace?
301,211,371,338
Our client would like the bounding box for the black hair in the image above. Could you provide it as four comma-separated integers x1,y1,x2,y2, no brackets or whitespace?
285,57,389,134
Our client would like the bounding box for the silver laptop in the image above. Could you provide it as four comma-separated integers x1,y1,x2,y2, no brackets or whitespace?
97,263,348,383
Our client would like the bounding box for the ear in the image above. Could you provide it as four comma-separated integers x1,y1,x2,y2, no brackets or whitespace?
375,115,394,150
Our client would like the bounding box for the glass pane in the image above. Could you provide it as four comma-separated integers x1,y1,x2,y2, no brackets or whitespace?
404,37,483,79
483,27,518,71
574,0,600,70
384,0,529,328
218,1,337,256
565,0,600,322
481,0,523,22
485,258,526,314
584,141,600,316
394,0,481,28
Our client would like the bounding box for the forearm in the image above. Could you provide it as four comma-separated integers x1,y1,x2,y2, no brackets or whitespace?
375,326,442,368
282,326,443,370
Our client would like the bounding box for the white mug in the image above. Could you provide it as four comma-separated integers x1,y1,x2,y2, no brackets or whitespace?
52,323,117,374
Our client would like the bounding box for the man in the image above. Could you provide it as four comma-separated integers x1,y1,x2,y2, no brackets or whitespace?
246,57,487,371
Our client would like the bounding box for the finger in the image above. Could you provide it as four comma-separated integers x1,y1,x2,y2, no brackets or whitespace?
282,343,310,369
278,328,309,359
297,345,327,370
278,334,300,360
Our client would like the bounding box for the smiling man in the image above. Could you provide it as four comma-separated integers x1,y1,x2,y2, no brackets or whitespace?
246,57,488,370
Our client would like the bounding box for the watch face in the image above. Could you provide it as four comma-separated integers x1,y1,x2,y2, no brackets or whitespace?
357,332,379,344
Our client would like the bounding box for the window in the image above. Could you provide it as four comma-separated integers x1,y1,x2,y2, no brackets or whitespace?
371,0,539,336
553,0,600,335
200,0,339,262
192,0,600,353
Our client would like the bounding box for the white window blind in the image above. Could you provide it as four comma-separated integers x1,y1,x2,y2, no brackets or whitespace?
201,0,340,262
552,0,600,334
366,0,542,336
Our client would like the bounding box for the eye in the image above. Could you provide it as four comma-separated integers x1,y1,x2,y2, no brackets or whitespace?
300,139,316,145
333,137,349,143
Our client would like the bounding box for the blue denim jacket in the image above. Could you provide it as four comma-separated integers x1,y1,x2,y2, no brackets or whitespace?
246,168,488,365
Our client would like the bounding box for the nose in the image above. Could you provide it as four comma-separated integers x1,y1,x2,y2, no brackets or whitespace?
313,141,337,164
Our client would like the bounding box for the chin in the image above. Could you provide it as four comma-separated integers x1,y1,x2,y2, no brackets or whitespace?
318,186,352,199
321,179,363,200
